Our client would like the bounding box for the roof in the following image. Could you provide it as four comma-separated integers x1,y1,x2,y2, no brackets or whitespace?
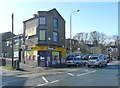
4,34,23,41
23,8,65,23
48,8,65,22
2,32,15,41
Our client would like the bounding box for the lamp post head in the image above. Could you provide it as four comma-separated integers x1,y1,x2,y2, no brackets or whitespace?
77,10,79,12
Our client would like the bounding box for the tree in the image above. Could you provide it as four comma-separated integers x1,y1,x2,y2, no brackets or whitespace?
112,35,120,45
89,31,107,46
99,33,107,45
73,32,89,43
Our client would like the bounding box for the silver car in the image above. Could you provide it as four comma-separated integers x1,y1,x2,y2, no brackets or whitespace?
66,56,84,67
86,54,107,68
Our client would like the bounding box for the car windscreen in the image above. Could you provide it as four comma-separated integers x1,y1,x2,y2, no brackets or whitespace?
89,56,98,60
66,57,73,60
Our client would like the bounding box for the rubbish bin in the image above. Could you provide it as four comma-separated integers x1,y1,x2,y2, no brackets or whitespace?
13,60,20,69
0,59,6,66
13,60,16,68
16,60,20,70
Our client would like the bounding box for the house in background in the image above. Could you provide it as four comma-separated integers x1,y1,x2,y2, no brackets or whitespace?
107,45,119,60
65,38,79,53
1,32,14,58
5,34,24,61
23,8,66,67
1,32,24,60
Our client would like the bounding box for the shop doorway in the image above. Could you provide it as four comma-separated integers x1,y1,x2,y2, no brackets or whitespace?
38,51,47,67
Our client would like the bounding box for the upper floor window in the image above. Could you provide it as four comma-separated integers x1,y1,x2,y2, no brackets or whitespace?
6,41,10,47
40,16,46,25
72,41,74,44
53,31,59,42
39,29,46,41
14,39,19,45
53,18,58,28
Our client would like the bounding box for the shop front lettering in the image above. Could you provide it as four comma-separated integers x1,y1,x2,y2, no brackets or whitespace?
48,47,55,50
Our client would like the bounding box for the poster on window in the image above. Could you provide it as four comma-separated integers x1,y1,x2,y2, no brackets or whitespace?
52,51,60,64
40,30,45,40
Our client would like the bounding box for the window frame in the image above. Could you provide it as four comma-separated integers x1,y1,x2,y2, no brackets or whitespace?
52,31,59,43
38,29,46,42
53,18,58,28
39,16,47,26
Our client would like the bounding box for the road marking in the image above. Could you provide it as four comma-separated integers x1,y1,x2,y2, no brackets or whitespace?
85,70,89,71
37,82,48,86
68,73,74,76
50,80,59,83
37,80,59,86
42,76,49,83
77,70,96,76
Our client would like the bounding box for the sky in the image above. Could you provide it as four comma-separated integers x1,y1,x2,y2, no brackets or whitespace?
0,1,118,38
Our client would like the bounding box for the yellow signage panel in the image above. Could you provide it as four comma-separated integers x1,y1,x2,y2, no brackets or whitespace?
26,27,36,36
32,46,47,50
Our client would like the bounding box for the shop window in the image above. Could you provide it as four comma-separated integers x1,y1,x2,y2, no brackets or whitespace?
53,18,58,28
52,31,59,43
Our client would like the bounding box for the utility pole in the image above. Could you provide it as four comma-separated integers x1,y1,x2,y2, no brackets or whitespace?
70,10,79,54
12,13,14,67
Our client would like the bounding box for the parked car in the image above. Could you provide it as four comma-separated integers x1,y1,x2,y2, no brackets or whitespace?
103,55,110,63
86,54,107,68
66,55,84,67
82,54,91,66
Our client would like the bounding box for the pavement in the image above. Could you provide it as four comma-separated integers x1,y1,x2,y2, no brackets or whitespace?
1,60,119,76
1,62,68,76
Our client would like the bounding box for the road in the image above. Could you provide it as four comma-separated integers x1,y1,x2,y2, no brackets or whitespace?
1,61,120,87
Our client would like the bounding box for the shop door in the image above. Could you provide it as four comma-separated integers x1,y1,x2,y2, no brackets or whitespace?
38,51,47,67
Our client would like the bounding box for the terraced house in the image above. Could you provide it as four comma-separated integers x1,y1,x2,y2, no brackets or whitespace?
23,8,66,67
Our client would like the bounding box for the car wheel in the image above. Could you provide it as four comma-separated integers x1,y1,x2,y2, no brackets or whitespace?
68,65,70,68
105,63,107,66
88,65,91,67
98,63,102,68
76,63,79,67
84,62,87,66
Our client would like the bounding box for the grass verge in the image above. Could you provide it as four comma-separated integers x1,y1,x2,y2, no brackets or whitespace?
4,65,16,71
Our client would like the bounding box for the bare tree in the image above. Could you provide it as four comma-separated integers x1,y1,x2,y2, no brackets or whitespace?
73,32,89,43
89,31,107,46
112,35,120,46
89,31,100,46
99,33,107,45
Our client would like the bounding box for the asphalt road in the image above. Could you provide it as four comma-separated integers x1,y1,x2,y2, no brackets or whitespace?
1,62,120,87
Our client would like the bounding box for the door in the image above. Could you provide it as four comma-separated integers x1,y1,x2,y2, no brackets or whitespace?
38,51,47,67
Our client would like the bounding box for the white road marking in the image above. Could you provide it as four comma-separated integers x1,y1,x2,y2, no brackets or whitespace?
68,73,74,76
37,82,48,86
77,70,96,76
50,80,59,83
42,76,49,83
37,80,59,86
85,70,89,71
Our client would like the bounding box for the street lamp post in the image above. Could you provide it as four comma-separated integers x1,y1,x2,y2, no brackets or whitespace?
12,13,14,67
70,10,79,54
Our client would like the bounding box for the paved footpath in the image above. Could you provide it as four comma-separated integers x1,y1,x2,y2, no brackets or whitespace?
0,63,67,77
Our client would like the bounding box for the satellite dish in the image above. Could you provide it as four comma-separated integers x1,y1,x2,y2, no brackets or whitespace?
26,35,29,40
